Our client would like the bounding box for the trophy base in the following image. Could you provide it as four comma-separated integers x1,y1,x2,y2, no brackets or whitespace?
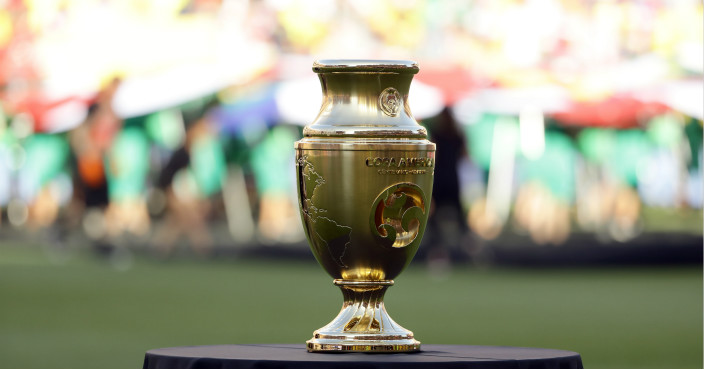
307,337,420,352
306,280,421,353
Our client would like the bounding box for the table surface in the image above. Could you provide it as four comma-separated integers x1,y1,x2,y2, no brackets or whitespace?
143,344,584,369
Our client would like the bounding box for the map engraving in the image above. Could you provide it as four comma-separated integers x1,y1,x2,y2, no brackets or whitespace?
298,156,352,268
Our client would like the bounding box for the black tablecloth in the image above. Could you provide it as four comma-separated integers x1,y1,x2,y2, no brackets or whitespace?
143,344,584,369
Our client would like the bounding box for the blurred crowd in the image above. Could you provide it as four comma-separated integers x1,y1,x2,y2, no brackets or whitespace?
0,79,307,257
0,0,701,260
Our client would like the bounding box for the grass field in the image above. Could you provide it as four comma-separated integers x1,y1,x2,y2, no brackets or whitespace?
0,244,701,369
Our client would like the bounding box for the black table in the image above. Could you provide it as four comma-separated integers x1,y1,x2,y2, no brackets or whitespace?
143,344,584,369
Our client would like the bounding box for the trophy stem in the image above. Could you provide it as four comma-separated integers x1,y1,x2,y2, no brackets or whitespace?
306,280,420,352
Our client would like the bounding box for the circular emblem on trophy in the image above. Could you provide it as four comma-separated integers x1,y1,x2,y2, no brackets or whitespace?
378,87,402,117
370,183,427,249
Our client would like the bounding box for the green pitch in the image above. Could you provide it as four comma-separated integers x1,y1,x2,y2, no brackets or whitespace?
0,244,701,369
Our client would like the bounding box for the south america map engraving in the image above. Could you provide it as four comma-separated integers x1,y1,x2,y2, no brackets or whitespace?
298,156,352,268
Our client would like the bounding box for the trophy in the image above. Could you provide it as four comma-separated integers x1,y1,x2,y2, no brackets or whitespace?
295,60,435,352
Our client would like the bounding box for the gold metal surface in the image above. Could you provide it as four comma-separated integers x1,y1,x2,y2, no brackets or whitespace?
295,60,434,353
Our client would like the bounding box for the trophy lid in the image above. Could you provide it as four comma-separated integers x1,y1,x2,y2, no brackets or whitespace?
305,59,427,139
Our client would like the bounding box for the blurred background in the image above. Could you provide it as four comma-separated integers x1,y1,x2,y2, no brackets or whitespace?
0,1,701,368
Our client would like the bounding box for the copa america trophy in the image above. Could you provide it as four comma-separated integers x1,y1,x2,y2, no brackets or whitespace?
295,60,435,352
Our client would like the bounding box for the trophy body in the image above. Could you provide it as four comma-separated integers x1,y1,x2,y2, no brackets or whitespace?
295,60,435,352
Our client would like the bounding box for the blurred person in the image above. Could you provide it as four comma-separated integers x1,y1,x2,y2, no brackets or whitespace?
425,108,469,266
249,124,302,244
68,77,122,249
463,113,505,242
0,118,12,226
609,185,641,241
104,126,151,238
153,116,225,257
575,127,649,241
27,186,59,229
17,133,70,231
512,130,576,245
577,178,642,242
468,196,503,241
513,181,570,246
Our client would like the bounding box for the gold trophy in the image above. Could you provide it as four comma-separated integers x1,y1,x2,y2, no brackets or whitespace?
295,60,435,352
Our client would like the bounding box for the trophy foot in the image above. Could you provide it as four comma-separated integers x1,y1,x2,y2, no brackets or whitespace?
306,280,421,353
